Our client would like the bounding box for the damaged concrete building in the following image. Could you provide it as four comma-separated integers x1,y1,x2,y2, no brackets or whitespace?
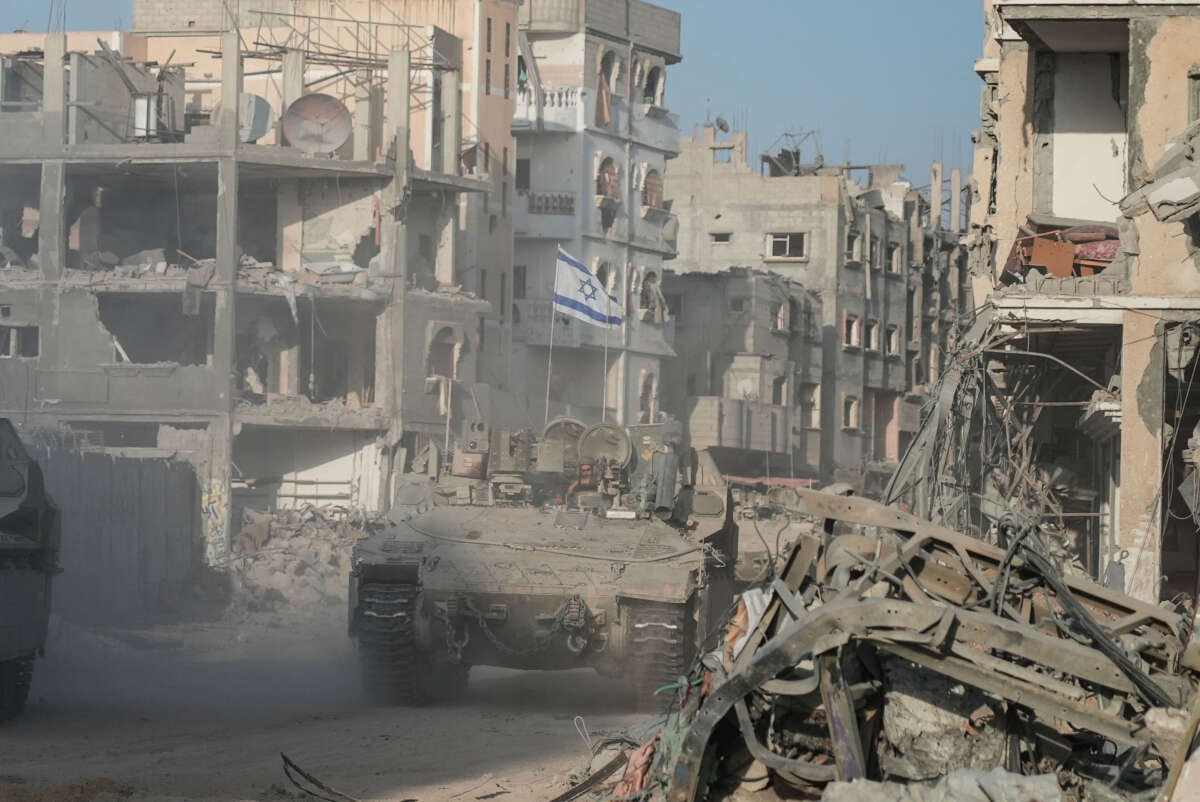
664,125,972,491
946,0,1200,603
511,0,681,425
659,268,824,481
0,5,510,575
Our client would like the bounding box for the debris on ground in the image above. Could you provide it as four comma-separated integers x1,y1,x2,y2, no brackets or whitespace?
230,505,382,613
562,488,1200,801
0,777,134,802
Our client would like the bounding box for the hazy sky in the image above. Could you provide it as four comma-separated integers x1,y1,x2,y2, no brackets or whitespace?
1,0,984,183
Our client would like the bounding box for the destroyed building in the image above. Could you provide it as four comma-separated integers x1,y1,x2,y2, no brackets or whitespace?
511,0,681,425
945,0,1200,603
659,268,824,481
0,6,510,582
665,125,972,491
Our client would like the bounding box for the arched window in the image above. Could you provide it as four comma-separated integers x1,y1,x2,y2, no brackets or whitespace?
641,169,663,209
596,157,618,198
639,270,659,311
595,51,616,127
427,326,459,378
595,260,618,295
643,66,663,105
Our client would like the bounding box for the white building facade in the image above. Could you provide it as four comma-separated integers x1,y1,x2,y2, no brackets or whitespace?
511,0,681,426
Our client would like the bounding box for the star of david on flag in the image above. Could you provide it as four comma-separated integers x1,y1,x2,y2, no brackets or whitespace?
552,247,622,328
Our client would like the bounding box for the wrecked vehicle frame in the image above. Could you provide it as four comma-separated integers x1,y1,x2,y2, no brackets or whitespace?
602,487,1200,801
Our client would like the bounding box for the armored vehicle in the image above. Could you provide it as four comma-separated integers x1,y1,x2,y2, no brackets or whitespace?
349,420,737,708
0,419,58,721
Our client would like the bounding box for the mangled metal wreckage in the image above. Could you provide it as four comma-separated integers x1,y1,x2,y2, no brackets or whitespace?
560,491,1200,800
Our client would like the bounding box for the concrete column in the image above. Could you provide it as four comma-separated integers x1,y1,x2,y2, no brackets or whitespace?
41,34,66,145
219,31,242,149
440,69,461,176
381,49,411,440
279,50,305,146
950,168,962,233
354,68,372,161
1117,312,1164,602
930,162,943,231
205,156,239,569
37,160,65,280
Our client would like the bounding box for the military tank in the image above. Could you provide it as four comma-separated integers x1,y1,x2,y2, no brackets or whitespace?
0,419,58,721
348,420,737,709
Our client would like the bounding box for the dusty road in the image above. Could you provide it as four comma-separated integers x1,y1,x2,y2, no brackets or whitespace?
0,611,645,802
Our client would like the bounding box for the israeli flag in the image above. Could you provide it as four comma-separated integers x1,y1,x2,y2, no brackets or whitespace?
552,247,622,328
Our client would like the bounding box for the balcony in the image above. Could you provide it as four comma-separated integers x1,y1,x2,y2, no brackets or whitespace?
632,104,681,155
627,314,676,356
512,299,675,357
513,85,585,134
514,190,579,240
631,210,679,257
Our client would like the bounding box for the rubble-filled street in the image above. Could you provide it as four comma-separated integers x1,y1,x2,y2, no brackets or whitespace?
11,0,1200,800
3,611,642,802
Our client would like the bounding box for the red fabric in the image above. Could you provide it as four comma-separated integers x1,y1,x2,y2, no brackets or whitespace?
613,736,658,797
1075,239,1120,261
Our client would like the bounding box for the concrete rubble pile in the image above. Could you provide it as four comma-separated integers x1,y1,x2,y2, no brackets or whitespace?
556,487,1200,802
230,505,379,612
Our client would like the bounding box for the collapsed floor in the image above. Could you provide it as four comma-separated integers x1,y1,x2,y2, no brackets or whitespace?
556,488,1200,802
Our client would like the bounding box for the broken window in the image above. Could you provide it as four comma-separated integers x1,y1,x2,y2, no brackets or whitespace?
843,314,861,348
869,237,880,269
710,232,731,243
886,325,900,356
713,147,732,164
770,301,789,332
596,158,619,199
641,169,664,209
888,242,903,273
797,384,820,429
643,66,663,105
865,320,880,351
842,395,860,430
595,51,615,127
595,261,617,294
0,325,37,358
730,297,745,313
771,375,786,406
99,294,211,366
479,268,488,301
768,232,806,259
427,327,460,379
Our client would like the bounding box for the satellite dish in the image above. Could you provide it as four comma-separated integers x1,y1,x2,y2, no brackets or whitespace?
211,93,275,143
281,93,353,154
577,423,633,470
715,116,730,133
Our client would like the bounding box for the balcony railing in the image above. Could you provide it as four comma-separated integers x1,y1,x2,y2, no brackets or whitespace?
513,85,585,132
514,191,579,240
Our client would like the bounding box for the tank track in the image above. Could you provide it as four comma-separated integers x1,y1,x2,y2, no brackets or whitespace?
629,601,693,712
355,582,468,705
0,655,34,722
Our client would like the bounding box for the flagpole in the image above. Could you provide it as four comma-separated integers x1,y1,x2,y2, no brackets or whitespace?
602,307,609,423
544,253,558,427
